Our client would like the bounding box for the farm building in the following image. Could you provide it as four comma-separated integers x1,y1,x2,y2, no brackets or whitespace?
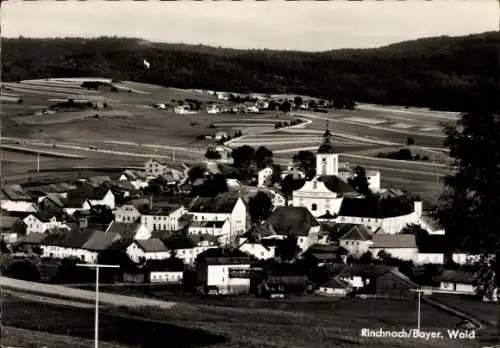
317,277,352,297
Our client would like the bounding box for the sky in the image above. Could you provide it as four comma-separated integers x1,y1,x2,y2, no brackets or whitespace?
2,0,498,52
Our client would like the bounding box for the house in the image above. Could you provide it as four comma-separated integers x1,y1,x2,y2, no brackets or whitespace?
238,226,276,260
338,224,373,257
38,194,67,214
144,159,169,177
370,234,418,262
119,170,149,190
62,197,92,216
146,259,184,284
264,206,321,252
1,185,37,213
141,205,187,233
416,234,447,264
188,219,231,237
126,238,171,263
258,167,273,187
365,170,381,193
317,277,352,297
257,265,311,297
40,228,98,263
87,188,115,210
188,194,247,244
196,248,252,295
207,105,220,114
336,197,421,234
0,216,26,243
374,268,418,299
452,253,483,265
417,214,445,235
302,243,349,264
23,213,67,234
163,233,218,266
114,199,151,223
105,222,151,241
268,189,286,207
434,269,476,295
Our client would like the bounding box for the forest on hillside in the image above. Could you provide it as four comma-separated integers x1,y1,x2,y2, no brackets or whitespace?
2,32,498,111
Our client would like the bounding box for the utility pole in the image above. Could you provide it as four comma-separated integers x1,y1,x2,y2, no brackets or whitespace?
411,288,425,331
77,263,120,348
37,152,40,173
173,149,175,162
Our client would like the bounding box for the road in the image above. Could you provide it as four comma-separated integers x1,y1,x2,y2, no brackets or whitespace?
0,276,177,309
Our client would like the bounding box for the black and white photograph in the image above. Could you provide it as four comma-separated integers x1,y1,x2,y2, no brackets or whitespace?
0,0,499,347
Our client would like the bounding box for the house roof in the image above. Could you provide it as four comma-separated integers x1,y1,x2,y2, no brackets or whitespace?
436,269,475,285
371,234,417,249
266,206,319,237
197,248,251,265
111,180,138,192
144,205,182,216
381,269,418,287
294,176,358,195
189,194,240,214
29,212,57,223
162,232,196,250
420,215,443,231
63,196,89,209
241,224,275,243
338,197,414,218
87,176,112,186
0,216,23,230
133,238,168,253
317,211,337,220
122,169,146,181
379,188,405,199
2,185,32,201
42,194,67,208
59,228,96,248
321,277,351,289
50,183,76,193
418,235,449,253
339,224,372,241
22,233,48,244
189,220,226,229
82,231,120,251
105,222,143,241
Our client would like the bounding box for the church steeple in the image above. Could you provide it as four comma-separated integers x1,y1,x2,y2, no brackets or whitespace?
318,120,335,154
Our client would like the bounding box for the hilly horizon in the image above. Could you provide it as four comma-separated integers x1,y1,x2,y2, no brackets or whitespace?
2,31,498,111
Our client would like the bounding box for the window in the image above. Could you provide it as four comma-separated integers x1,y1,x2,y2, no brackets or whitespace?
312,181,317,189
311,204,317,211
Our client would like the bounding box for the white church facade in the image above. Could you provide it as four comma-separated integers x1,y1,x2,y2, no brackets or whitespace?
292,127,361,218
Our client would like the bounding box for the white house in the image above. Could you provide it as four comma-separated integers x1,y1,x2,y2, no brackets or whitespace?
258,167,273,187
417,253,445,264
150,270,183,283
336,197,421,234
452,253,484,265
436,270,476,295
89,189,115,210
338,224,373,257
188,194,247,243
370,234,418,262
62,197,92,216
144,159,169,177
238,239,276,260
188,219,231,237
105,222,151,240
1,185,35,213
175,238,219,266
126,238,171,263
207,105,221,114
196,248,252,295
366,170,381,193
1,201,38,213
268,189,286,207
23,213,67,234
40,228,98,263
119,170,149,190
263,206,321,252
317,277,352,297
114,200,150,223
141,205,186,233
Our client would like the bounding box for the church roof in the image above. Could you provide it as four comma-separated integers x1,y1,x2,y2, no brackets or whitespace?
317,128,335,154
294,175,358,196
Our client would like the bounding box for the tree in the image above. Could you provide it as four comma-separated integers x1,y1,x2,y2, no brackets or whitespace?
271,164,283,185
347,166,371,196
359,251,374,264
293,151,316,179
278,234,300,262
293,96,303,108
438,104,500,301
280,174,305,206
254,146,273,169
232,145,255,168
0,238,10,254
279,101,292,113
249,191,273,224
205,148,221,160
188,165,205,182
407,137,415,145
4,260,41,281
401,223,429,247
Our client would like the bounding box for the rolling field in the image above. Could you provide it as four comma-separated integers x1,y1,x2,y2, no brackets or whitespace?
1,78,459,204
1,287,481,348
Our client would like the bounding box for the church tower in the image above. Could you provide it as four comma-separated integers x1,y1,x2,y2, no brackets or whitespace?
316,121,338,176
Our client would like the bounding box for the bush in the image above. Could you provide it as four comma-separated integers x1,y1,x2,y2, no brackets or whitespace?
4,260,41,282
422,155,429,161
196,135,205,140
407,137,415,145
209,124,216,129
414,154,420,160
205,148,221,160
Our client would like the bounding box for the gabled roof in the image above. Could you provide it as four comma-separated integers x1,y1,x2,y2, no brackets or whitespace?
189,194,240,214
27,212,57,223
317,176,358,195
42,194,67,208
111,180,137,192
50,183,77,193
321,277,351,289
105,222,143,241
338,197,414,218
133,238,168,253
371,234,417,249
241,224,275,243
317,211,337,219
87,176,113,186
83,231,120,251
435,269,475,285
22,233,48,244
144,205,182,216
91,187,112,200
339,224,372,241
58,228,96,248
197,248,251,265
267,206,319,237
0,216,23,230
2,185,32,201
63,197,89,209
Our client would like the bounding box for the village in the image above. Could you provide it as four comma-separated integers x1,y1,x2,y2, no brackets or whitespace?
0,129,488,303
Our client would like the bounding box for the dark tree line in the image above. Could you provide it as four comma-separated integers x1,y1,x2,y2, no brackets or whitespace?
2,32,498,111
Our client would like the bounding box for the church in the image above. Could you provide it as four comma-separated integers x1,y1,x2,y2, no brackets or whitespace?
292,126,362,218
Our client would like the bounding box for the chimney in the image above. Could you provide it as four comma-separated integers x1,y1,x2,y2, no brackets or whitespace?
414,200,422,218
